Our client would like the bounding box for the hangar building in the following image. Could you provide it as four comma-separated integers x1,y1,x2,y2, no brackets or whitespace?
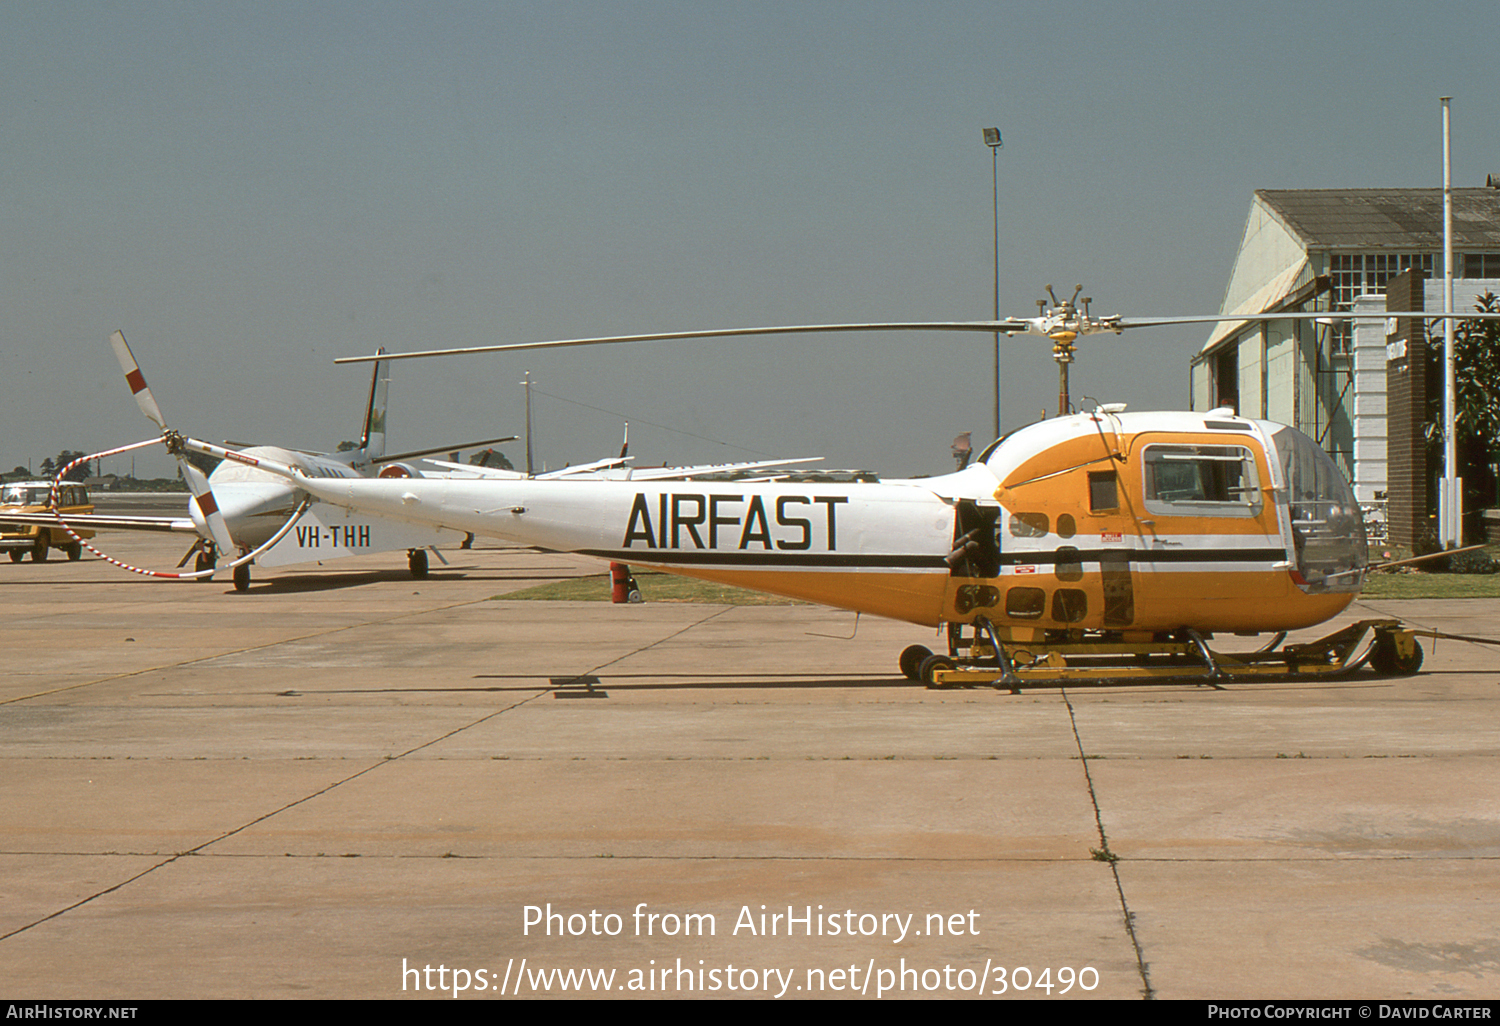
1189,186,1500,544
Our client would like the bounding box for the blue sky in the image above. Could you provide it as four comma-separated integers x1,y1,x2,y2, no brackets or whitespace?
5,1,1497,479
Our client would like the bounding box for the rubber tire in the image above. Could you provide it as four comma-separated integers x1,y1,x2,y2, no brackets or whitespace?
1369,633,1423,676
194,551,215,581
899,644,933,681
409,549,429,578
918,653,957,689
9,550,22,563
233,562,251,593
66,543,82,561
32,539,49,562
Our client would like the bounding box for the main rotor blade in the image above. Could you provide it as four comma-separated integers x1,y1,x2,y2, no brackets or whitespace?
334,309,1500,365
371,435,520,465
331,306,1500,366
109,330,168,430
1114,311,1500,330
334,321,1032,364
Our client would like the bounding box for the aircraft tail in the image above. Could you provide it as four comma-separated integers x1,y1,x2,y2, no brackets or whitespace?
358,349,390,462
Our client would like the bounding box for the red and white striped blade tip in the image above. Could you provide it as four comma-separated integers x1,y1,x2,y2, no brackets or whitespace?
109,330,168,431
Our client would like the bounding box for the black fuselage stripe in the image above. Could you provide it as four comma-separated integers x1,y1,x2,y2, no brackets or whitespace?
1000,548,1284,565
583,547,1285,569
582,549,947,569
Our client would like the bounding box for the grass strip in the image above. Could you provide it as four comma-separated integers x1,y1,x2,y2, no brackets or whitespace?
497,570,804,605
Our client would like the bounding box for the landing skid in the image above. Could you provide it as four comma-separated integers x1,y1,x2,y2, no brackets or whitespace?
902,618,1428,691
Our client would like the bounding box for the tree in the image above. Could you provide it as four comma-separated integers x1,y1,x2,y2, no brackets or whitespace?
32,451,93,481
1424,291,1500,542
53,450,93,481
180,450,220,477
1447,291,1500,454
470,448,514,470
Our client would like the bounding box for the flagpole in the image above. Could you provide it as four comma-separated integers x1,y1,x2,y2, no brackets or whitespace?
1441,97,1459,548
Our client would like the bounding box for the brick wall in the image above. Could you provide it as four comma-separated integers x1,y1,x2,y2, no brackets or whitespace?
1384,269,1428,547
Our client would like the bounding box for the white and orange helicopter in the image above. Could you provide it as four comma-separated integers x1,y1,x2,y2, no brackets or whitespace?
82,290,1500,686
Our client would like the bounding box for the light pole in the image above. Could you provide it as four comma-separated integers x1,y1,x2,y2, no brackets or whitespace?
984,128,1003,440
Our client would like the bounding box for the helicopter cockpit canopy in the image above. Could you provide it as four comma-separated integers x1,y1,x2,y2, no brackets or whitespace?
1272,425,1367,593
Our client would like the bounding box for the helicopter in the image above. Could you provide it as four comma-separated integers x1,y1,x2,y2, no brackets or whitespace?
115,291,1500,687
0,334,518,589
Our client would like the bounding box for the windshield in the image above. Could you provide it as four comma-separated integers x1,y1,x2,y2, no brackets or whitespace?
1,486,52,506
1272,426,1366,592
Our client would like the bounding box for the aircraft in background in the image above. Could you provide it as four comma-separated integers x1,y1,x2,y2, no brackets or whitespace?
15,334,830,592
2,332,514,590
418,377,829,483
420,453,828,482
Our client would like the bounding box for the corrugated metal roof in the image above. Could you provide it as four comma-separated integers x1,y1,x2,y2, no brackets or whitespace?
1257,188,1500,249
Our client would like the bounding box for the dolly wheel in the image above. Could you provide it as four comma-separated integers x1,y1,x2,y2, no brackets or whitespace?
919,653,957,689
1370,632,1423,676
899,645,933,681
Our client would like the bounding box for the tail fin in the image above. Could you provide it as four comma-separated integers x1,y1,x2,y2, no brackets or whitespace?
358,349,390,462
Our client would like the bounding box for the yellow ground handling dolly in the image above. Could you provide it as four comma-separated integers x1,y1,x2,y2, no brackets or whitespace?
906,617,1491,692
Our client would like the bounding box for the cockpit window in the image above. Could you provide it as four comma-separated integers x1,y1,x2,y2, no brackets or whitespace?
1272,426,1366,593
1142,444,1262,517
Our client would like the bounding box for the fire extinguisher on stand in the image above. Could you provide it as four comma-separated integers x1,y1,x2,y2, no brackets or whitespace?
610,562,643,604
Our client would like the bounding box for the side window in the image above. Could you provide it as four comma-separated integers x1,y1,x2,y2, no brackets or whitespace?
1008,512,1049,538
1088,472,1118,512
1005,587,1046,619
1142,444,1262,518
1052,589,1088,623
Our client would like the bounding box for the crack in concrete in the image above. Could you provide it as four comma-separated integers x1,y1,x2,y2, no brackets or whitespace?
0,607,736,944
1062,687,1154,1000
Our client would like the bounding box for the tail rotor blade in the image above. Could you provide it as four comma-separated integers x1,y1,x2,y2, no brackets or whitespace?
109,330,168,431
